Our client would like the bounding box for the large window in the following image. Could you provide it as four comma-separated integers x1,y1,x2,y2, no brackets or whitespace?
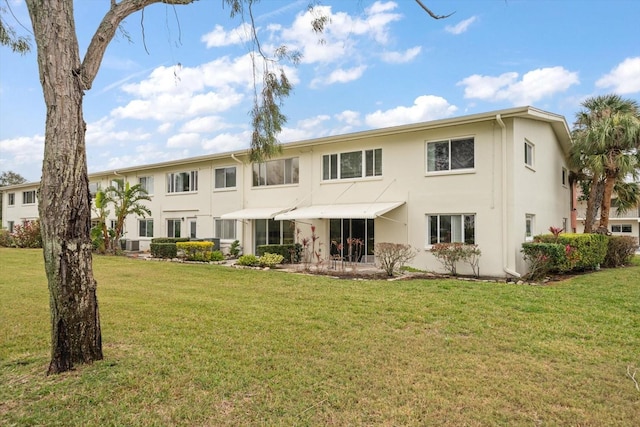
167,171,198,193
426,214,475,245
7,193,15,206
426,138,474,172
254,219,294,250
139,219,154,237
23,190,36,204
215,167,236,189
167,219,181,238
139,176,154,194
612,224,632,233
525,140,535,168
323,149,382,180
253,158,299,186
214,218,237,240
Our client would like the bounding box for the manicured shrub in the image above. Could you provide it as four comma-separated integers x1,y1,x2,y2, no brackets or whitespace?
150,243,178,259
237,254,260,266
256,244,302,263
259,252,284,268
430,243,482,276
0,229,13,247
521,242,567,280
534,233,607,270
11,220,42,248
374,242,416,277
229,240,242,258
603,236,638,268
209,250,225,262
177,241,214,261
151,237,189,244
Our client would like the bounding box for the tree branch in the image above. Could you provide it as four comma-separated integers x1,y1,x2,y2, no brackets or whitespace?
414,0,455,19
80,0,195,90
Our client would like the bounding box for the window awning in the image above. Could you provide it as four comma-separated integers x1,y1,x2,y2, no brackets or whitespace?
274,201,405,220
220,207,292,220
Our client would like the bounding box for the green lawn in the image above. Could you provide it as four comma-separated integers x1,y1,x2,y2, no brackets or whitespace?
1,248,639,426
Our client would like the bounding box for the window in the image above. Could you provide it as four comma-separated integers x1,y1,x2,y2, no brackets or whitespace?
89,182,99,199
214,218,237,240
426,214,475,245
139,219,153,238
254,219,294,250
139,176,154,194
562,218,568,233
167,171,198,193
525,214,535,241
561,167,568,187
426,138,474,172
23,190,36,204
7,221,14,233
189,219,197,239
7,193,15,206
323,149,382,180
167,219,181,238
110,219,118,230
525,141,535,168
611,224,632,233
253,158,299,186
215,167,236,189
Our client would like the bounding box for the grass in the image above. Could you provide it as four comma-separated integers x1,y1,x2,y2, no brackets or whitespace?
1,248,639,426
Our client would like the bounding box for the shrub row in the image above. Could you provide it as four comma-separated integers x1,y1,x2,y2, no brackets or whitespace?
256,243,302,263
0,221,43,248
237,252,285,267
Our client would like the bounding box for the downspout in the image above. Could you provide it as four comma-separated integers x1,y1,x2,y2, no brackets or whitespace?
496,114,521,278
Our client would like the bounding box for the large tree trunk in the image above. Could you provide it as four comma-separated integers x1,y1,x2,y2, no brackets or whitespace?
583,177,604,233
27,0,102,374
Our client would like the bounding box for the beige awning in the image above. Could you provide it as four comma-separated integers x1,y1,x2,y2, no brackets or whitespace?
274,201,405,220
220,207,292,220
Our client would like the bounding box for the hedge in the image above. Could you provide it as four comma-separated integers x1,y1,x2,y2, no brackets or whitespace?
534,233,607,270
603,236,638,268
177,241,214,260
256,243,302,263
151,237,189,244
150,243,178,259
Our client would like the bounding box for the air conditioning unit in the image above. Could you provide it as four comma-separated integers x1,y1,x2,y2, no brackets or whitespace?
124,240,140,251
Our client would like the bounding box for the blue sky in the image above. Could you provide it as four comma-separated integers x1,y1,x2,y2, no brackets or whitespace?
1,0,639,182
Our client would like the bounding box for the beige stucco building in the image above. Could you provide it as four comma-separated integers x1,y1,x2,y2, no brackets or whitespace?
1,106,573,277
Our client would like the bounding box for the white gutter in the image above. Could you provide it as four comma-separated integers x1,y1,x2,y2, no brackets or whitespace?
496,114,521,278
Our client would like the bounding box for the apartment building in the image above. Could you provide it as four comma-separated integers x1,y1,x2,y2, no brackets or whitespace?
1,106,573,277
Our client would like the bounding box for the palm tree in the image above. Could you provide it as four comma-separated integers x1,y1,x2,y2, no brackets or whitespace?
102,179,152,252
570,95,640,233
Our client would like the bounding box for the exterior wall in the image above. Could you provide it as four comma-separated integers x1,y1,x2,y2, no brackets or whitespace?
575,200,640,244
1,107,572,277
510,117,573,273
1,183,40,231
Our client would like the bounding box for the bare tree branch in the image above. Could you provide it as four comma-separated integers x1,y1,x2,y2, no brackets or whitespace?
414,0,455,19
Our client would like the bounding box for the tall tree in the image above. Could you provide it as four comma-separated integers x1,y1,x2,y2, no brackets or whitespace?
570,95,640,233
11,0,448,374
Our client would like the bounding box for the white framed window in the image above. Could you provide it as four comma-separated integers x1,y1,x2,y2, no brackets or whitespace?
7,193,15,206
214,218,237,240
89,182,99,199
426,214,475,245
525,214,535,241
23,190,36,205
215,167,237,189
110,219,118,230
7,221,14,233
611,224,632,233
561,167,568,187
562,218,568,233
139,176,154,194
254,219,295,251
167,219,181,238
322,149,382,181
167,171,198,193
252,158,299,187
139,219,153,238
524,140,535,168
426,138,474,173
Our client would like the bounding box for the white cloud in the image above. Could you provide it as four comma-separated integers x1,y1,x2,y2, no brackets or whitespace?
180,116,230,133
166,133,201,148
445,16,477,35
201,131,251,153
335,110,361,126
596,57,640,94
0,135,44,170
458,67,579,105
381,46,421,64
86,117,151,146
365,95,458,128
311,65,367,87
201,23,253,48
